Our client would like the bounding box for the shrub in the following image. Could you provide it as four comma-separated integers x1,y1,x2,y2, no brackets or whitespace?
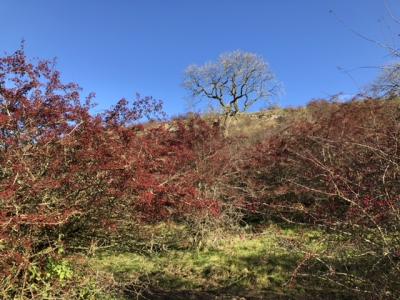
238,99,400,297
0,47,230,298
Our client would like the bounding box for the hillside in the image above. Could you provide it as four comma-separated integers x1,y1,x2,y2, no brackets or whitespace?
1,52,399,300
89,98,400,299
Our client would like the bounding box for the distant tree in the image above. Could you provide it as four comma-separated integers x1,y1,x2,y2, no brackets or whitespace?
183,51,280,122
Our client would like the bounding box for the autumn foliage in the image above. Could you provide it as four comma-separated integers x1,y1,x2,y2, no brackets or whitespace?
1,49,400,298
235,99,400,296
0,48,230,297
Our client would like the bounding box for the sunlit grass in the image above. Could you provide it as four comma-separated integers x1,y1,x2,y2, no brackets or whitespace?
89,224,330,297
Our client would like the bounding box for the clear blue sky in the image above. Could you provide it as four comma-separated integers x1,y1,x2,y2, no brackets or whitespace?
1,0,400,116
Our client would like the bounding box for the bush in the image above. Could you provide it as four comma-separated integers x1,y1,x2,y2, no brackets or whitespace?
0,47,231,298
238,99,400,297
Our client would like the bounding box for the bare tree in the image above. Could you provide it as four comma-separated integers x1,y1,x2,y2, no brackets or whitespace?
183,51,280,122
371,63,400,97
331,2,400,98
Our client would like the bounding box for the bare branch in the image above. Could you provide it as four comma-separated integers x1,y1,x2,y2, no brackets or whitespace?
183,50,281,121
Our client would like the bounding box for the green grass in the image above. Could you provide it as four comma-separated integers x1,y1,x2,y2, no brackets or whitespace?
88,224,337,298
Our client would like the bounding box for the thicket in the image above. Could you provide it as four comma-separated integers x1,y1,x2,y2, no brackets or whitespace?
1,48,399,298
236,99,400,297
0,48,231,298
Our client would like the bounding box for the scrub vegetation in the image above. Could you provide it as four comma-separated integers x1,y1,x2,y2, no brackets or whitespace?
1,47,399,299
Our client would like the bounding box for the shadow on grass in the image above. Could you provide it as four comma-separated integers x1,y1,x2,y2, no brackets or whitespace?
91,224,397,299
120,251,358,300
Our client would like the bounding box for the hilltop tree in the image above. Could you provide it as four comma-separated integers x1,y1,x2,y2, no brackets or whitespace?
183,51,280,122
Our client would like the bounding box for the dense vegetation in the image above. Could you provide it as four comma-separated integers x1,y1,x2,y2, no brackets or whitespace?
1,49,399,299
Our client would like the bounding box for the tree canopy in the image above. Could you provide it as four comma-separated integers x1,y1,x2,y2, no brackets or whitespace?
183,51,280,119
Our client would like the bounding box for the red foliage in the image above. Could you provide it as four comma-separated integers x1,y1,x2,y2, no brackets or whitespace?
0,47,229,294
238,99,400,227
232,99,400,296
